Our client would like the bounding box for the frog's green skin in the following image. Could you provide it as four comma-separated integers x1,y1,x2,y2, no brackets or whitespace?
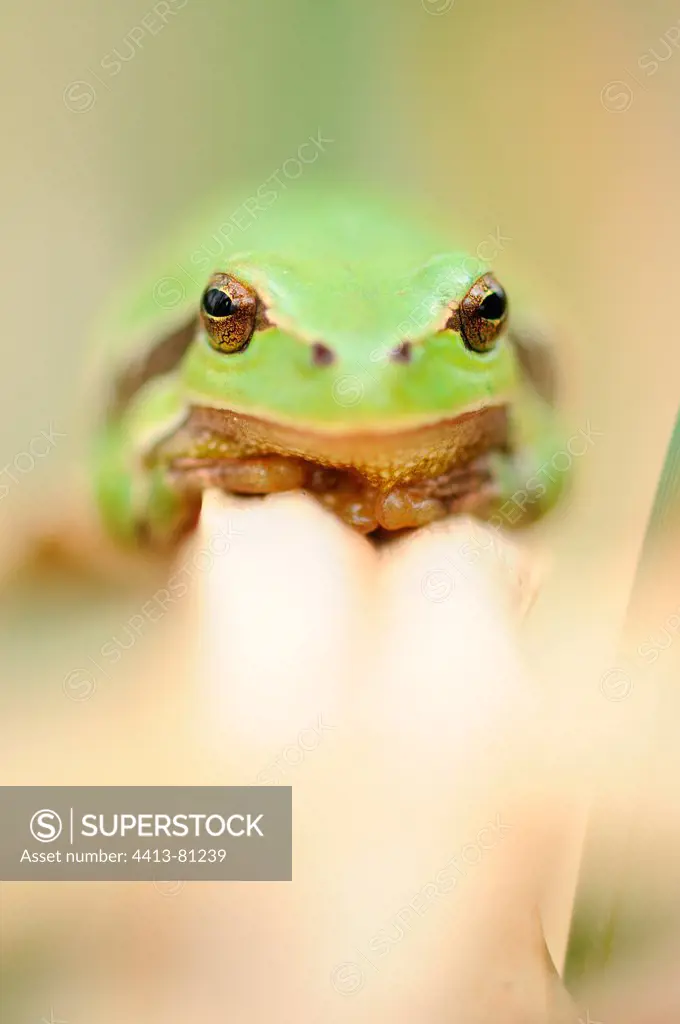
91,191,565,545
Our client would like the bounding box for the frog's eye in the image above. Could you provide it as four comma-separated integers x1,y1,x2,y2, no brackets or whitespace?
448,273,508,353
200,273,258,353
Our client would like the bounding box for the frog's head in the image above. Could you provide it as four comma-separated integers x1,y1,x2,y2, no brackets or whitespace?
181,247,519,438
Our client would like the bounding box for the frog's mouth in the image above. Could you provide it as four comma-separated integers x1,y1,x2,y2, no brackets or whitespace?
163,401,510,490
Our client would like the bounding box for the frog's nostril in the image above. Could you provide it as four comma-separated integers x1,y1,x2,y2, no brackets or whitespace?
311,342,336,367
390,341,412,364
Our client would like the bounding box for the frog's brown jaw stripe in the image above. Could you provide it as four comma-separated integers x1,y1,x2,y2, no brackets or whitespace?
111,315,197,415
161,402,509,487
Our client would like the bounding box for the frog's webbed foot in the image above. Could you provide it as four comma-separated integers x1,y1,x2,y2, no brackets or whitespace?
169,456,382,533
307,469,380,533
372,457,500,530
308,458,504,532
425,458,496,500
374,489,447,531
309,468,473,532
431,456,504,520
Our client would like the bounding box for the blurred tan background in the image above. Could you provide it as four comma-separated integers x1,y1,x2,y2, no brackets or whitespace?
4,0,680,1019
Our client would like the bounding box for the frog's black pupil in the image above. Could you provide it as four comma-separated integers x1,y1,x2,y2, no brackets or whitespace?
477,287,506,321
202,288,233,317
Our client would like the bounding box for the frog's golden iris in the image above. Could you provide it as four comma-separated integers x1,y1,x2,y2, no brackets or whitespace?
447,273,508,354
200,273,260,354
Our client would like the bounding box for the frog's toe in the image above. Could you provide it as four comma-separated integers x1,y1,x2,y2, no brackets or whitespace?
312,476,378,533
169,455,307,495
375,488,447,531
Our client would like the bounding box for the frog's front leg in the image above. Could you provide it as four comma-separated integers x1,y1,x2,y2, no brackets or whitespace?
373,461,496,530
482,390,567,527
93,420,200,548
92,376,202,549
167,456,307,495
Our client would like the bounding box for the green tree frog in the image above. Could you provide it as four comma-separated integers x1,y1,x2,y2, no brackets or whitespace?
91,191,564,547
